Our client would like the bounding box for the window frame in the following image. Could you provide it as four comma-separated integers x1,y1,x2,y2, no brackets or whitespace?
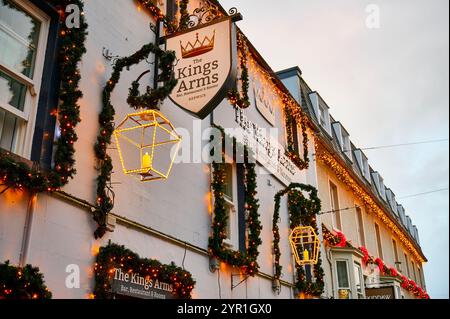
0,0,50,158
329,180,342,231
219,163,239,250
355,205,366,247
374,223,384,260
353,262,365,299
335,259,352,299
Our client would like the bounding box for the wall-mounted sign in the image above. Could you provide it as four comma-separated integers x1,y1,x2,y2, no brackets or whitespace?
166,17,237,119
252,79,276,126
233,107,301,186
365,286,396,300
111,268,175,300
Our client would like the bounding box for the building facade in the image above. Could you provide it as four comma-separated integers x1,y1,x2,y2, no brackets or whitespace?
0,0,428,299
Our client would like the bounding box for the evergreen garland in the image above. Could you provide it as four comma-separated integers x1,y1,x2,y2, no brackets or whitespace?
208,127,262,276
228,32,250,109
93,43,177,239
93,243,195,299
0,0,87,194
285,110,310,171
0,261,52,299
272,183,325,297
137,0,190,34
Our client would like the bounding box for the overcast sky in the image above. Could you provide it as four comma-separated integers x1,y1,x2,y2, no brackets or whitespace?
220,0,449,299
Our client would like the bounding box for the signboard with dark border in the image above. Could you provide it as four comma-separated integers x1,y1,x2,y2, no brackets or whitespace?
365,286,396,300
110,268,175,300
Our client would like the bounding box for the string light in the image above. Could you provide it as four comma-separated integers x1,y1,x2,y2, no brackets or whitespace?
315,140,426,264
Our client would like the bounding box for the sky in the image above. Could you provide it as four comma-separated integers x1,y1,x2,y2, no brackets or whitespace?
219,0,449,299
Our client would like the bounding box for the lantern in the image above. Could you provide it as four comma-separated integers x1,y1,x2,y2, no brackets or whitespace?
289,226,321,266
113,109,182,182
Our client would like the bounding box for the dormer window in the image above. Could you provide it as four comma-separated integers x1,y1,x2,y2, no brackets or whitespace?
355,150,371,182
342,131,352,161
309,92,331,135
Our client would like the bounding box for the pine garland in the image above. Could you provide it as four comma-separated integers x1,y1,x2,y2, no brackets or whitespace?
93,43,177,239
285,110,310,171
228,32,250,109
0,261,52,299
272,183,324,297
93,243,195,299
208,127,262,276
0,0,87,194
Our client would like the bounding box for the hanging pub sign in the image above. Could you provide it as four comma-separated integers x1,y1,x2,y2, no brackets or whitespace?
166,12,242,119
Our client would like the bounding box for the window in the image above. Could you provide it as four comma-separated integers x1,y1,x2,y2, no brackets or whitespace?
329,181,342,231
318,104,328,127
375,223,384,260
287,115,300,155
404,253,410,277
417,267,423,288
354,263,364,299
0,0,48,157
411,262,416,282
356,206,366,247
392,239,401,271
222,164,237,247
336,260,351,299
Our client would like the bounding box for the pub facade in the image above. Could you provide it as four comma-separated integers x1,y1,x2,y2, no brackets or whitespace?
0,0,428,299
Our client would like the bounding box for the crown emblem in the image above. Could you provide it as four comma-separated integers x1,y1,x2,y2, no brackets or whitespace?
180,31,216,59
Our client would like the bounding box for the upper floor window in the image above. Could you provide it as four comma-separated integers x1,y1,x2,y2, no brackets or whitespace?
374,223,384,260
355,206,366,247
392,239,401,271
404,253,410,277
0,0,48,157
329,181,342,231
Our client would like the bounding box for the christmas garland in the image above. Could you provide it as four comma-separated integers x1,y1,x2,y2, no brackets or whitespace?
137,0,190,34
272,183,325,297
93,43,177,239
0,261,52,299
285,107,310,171
208,126,262,276
323,226,430,299
228,32,251,109
0,0,87,194
93,243,195,299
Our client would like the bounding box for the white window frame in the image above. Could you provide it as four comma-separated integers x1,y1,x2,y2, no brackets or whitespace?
220,163,239,251
335,259,352,299
329,179,342,232
355,204,366,247
0,0,49,158
353,262,365,299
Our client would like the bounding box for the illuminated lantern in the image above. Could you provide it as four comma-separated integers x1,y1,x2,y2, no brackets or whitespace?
289,226,321,266
113,109,182,182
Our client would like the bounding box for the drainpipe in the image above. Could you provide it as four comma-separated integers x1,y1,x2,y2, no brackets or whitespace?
19,192,37,267
326,247,335,299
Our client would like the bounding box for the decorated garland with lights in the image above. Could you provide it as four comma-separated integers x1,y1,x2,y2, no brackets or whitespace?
93,44,177,239
315,141,425,264
208,126,262,276
228,32,251,109
0,0,87,194
285,109,310,170
272,184,324,297
0,261,52,299
322,225,430,299
93,243,195,299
